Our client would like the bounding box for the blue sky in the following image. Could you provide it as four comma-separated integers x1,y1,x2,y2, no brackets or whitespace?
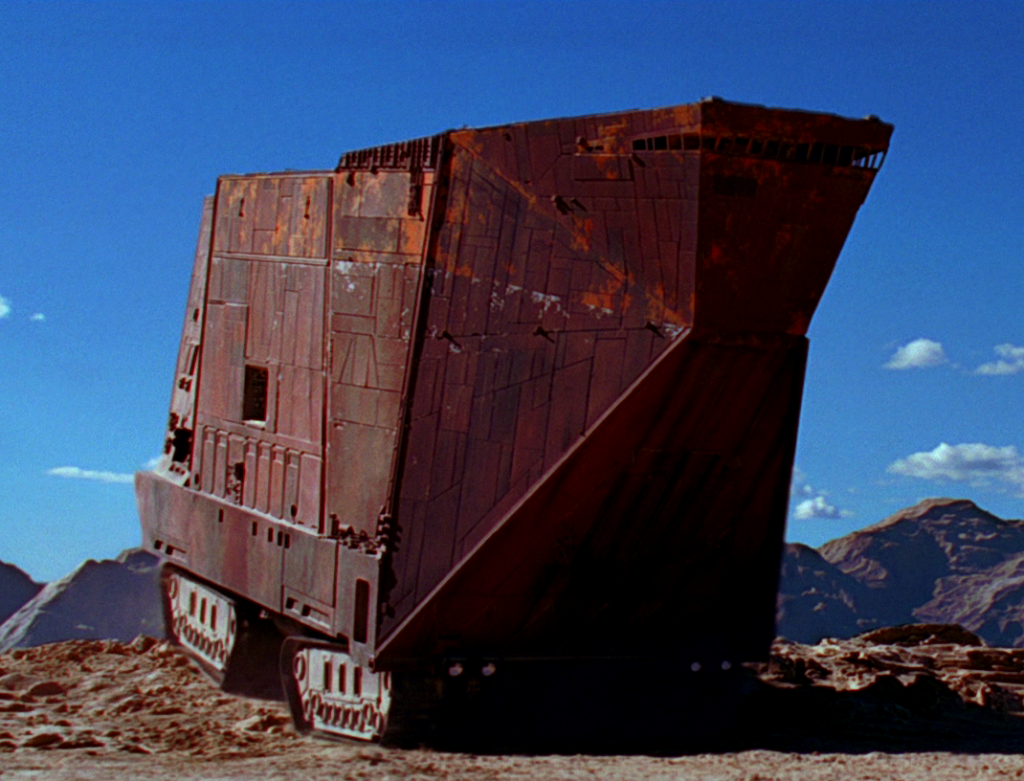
2,0,1023,581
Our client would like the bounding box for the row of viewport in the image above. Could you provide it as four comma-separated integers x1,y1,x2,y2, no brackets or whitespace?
615,132,885,170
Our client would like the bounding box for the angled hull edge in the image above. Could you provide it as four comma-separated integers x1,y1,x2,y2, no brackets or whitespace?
376,329,808,666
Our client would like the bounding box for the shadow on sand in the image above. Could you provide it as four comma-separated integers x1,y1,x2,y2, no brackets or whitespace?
420,670,1024,756
736,672,1024,754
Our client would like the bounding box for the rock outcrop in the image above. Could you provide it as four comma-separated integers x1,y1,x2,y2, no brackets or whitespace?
744,624,1024,752
0,549,163,652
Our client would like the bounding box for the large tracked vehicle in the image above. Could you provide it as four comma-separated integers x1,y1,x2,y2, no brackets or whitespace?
137,99,891,746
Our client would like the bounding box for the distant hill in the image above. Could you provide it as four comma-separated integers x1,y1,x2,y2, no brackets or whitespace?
0,561,43,624
0,548,163,652
775,542,869,642
777,498,1024,647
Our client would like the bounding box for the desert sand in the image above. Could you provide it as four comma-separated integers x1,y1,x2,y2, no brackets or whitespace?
5,632,1024,779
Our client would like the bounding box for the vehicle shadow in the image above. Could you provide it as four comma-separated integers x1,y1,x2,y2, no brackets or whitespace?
736,672,1024,754
425,670,1024,756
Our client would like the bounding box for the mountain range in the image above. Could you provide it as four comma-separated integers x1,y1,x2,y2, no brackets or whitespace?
3,497,1024,651
0,548,162,652
777,498,1024,647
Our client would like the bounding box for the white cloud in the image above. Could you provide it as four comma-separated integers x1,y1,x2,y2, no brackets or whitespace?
29,312,45,322
884,338,947,370
46,466,135,485
791,466,807,490
794,495,850,520
790,468,853,520
0,294,10,319
975,343,1024,376
887,442,1024,495
143,455,162,470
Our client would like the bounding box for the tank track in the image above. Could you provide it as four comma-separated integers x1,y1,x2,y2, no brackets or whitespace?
280,638,391,742
162,567,394,740
161,566,285,699
161,567,237,682
162,567,747,749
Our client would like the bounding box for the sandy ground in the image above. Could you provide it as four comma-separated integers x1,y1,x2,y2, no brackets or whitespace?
8,749,1024,781
5,636,1024,780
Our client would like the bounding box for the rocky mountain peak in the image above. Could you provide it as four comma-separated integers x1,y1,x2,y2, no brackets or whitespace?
779,498,1024,648
0,549,162,653
0,562,43,625
865,497,990,529
821,498,1024,583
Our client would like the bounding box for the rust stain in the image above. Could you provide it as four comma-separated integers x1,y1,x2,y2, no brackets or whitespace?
570,216,594,254
451,129,487,157
444,262,477,279
579,274,625,313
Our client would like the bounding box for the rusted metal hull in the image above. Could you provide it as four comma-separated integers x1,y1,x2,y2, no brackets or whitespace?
137,99,891,730
377,331,809,666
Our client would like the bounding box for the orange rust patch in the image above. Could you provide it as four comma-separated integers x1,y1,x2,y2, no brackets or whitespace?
400,220,426,255
444,259,476,279
663,307,689,328
579,273,625,312
451,130,484,155
571,217,594,254
580,291,611,311
595,156,622,180
643,282,693,327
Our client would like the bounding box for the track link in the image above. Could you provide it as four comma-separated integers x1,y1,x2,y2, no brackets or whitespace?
163,567,238,681
281,638,391,742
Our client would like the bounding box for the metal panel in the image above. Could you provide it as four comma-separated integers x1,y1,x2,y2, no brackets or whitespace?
256,441,272,514
327,422,395,536
270,446,286,518
245,261,285,363
215,175,328,259
298,453,322,529
197,302,246,423
323,169,431,541
283,529,338,608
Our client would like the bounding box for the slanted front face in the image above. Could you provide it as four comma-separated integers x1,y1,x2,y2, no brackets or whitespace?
378,102,891,661
197,174,331,528
141,156,438,639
